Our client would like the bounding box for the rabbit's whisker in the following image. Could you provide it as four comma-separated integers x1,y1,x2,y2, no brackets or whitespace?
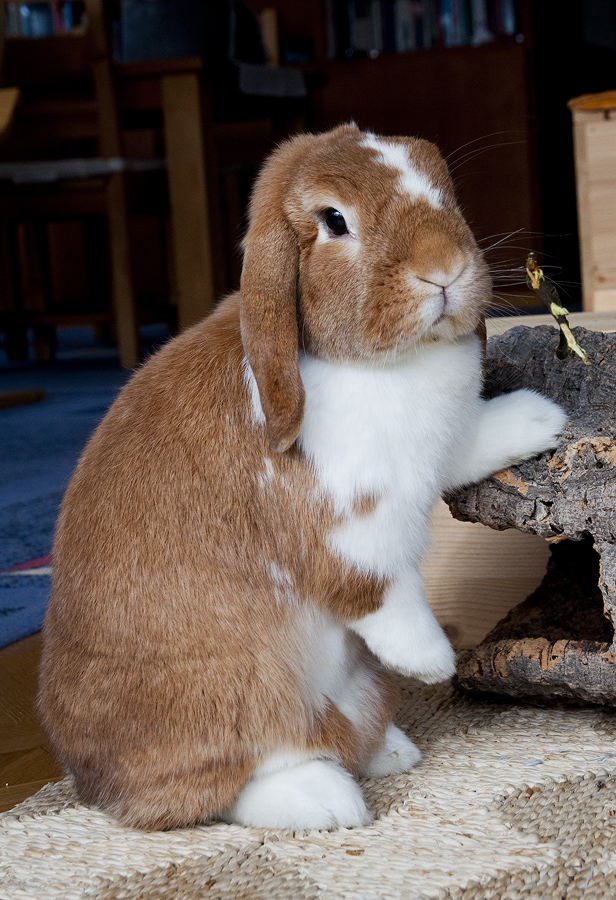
449,141,527,174
446,131,527,164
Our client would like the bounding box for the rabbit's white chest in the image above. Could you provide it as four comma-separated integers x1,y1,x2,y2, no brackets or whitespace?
297,336,482,575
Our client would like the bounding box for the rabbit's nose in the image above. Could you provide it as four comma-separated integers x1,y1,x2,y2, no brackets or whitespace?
418,260,466,289
410,231,467,287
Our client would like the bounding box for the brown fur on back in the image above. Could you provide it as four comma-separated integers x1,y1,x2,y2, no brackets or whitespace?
39,296,395,829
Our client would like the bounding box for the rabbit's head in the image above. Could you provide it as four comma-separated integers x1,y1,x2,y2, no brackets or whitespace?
240,124,491,452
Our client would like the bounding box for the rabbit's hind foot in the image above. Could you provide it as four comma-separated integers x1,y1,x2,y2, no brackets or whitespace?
222,756,371,830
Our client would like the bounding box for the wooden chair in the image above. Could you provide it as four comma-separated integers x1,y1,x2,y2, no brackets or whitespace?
0,0,164,367
0,6,18,143
0,0,20,361
0,3,41,407
0,2,310,367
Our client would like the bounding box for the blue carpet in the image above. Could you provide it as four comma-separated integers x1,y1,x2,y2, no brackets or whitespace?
0,327,151,647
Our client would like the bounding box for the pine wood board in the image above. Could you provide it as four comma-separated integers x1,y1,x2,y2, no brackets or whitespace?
0,634,63,813
568,89,616,112
0,86,19,139
485,310,616,336
0,778,64,814
422,499,550,651
570,104,616,312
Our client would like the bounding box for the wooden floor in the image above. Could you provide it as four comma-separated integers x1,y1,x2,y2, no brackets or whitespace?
1,310,614,818
0,633,63,814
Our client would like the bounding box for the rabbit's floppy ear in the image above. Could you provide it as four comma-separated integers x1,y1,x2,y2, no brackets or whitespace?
240,145,305,454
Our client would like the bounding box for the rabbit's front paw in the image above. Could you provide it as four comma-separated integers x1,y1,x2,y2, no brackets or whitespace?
491,390,567,465
351,590,457,684
399,629,457,684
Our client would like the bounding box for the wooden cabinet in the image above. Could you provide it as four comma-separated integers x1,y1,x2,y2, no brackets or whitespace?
569,91,616,312
248,1,542,304
311,42,540,254
247,1,616,310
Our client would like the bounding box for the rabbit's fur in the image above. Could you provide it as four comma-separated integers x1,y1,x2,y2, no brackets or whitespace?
39,125,566,830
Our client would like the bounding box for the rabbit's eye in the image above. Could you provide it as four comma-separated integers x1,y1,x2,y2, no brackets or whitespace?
324,208,348,236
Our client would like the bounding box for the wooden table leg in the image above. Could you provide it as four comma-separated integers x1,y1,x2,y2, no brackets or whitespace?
105,172,139,369
161,72,217,332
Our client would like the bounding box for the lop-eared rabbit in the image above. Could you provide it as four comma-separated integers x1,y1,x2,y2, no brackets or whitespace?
39,125,566,831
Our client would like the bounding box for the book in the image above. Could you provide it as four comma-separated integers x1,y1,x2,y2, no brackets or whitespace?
393,0,414,52
325,0,517,57
19,3,54,38
470,0,492,45
4,2,81,37
349,0,384,56
498,0,517,36
439,0,453,45
5,4,22,35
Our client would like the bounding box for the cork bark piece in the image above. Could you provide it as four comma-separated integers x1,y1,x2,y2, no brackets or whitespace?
447,325,616,705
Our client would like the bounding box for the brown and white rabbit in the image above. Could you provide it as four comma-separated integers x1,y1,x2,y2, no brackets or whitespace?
38,124,566,831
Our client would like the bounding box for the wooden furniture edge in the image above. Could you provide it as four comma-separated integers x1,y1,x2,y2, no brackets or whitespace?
568,90,616,112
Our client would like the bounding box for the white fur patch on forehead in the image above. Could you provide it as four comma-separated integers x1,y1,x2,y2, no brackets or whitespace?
361,134,442,208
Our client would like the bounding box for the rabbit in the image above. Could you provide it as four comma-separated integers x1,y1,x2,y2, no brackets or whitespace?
38,124,567,832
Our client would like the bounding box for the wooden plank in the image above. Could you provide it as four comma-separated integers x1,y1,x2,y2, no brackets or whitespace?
571,108,616,312
0,86,19,139
0,747,62,788
593,289,616,312
586,119,616,302
0,779,63,815
0,634,48,753
423,499,550,650
86,0,139,368
568,90,616,112
486,310,616,335
0,633,64,812
104,172,139,368
259,8,281,66
161,72,217,331
571,114,594,311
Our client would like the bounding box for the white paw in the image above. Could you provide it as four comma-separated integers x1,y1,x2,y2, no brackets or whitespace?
399,628,457,683
223,759,371,830
350,580,457,683
489,390,567,465
362,724,422,777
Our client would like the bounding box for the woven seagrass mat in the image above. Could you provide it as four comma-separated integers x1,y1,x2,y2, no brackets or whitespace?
1,680,616,900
